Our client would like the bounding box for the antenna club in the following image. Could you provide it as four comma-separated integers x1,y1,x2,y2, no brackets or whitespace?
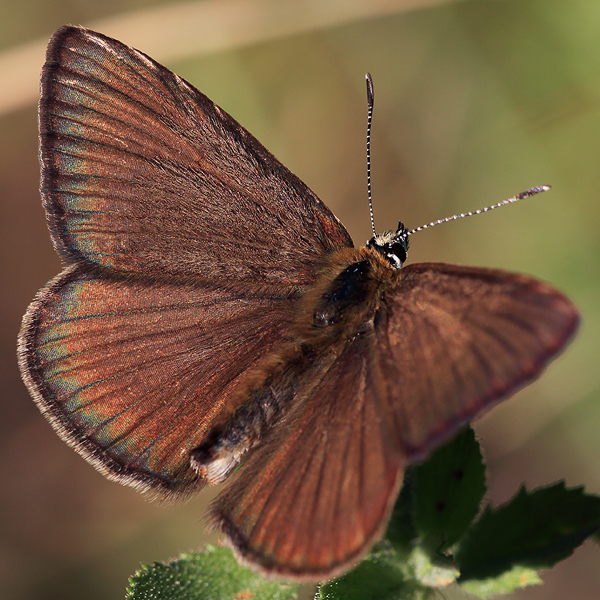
518,185,550,199
365,73,374,108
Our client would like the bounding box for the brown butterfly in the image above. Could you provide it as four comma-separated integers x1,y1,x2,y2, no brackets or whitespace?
18,25,579,581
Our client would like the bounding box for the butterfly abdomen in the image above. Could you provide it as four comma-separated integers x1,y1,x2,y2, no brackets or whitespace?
190,386,281,484
190,343,313,484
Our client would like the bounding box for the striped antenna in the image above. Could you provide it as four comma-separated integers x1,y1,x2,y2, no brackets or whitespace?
365,73,376,237
407,186,551,236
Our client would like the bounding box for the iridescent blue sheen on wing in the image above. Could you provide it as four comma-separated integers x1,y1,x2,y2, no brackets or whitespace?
39,27,352,293
21,265,294,494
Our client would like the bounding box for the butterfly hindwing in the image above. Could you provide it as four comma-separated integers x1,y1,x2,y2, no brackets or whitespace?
23,24,355,498
210,332,405,580
18,265,296,496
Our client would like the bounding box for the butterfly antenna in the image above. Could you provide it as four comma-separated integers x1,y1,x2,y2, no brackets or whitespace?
366,73,377,237
407,186,551,236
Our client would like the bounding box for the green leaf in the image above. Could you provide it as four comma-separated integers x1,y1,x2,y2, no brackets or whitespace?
317,546,431,600
459,565,542,598
126,545,299,600
456,482,600,581
412,427,486,550
385,467,418,556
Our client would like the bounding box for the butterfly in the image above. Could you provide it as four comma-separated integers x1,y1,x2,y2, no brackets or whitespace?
18,25,579,582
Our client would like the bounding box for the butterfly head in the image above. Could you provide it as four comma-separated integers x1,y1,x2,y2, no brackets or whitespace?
366,221,409,270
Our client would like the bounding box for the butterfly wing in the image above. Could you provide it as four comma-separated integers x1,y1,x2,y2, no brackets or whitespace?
19,265,297,496
22,26,354,496
210,333,405,581
373,263,579,459
210,261,578,580
40,26,352,292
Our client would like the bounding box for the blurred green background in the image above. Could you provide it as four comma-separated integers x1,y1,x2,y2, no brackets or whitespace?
1,0,599,598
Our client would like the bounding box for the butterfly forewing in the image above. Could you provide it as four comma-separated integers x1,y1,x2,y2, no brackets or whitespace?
211,255,578,579
24,24,354,497
40,26,352,292
374,263,580,457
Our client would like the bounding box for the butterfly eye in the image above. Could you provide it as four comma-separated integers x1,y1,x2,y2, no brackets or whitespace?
366,222,409,269
386,241,408,268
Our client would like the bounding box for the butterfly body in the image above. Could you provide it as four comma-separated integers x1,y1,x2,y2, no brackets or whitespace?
19,25,579,581
193,245,396,483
